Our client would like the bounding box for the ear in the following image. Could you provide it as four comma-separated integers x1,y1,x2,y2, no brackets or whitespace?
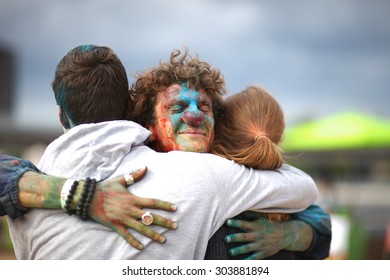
58,106,70,129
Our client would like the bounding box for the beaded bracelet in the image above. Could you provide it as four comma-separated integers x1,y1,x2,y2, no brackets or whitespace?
80,178,97,220
76,177,91,217
64,180,79,215
60,179,75,210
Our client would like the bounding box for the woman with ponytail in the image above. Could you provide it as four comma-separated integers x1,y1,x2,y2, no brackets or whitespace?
211,85,288,222
205,86,330,260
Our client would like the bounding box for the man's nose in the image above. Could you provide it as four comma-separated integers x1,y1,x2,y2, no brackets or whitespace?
182,110,205,127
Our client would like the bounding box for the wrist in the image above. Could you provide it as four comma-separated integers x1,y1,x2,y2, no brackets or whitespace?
71,182,84,210
284,220,314,252
61,180,84,211
61,178,96,220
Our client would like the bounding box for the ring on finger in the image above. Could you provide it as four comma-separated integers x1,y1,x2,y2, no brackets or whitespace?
124,173,134,186
141,211,154,226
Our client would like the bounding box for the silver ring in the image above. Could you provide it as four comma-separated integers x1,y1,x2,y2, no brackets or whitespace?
141,211,153,226
124,174,134,186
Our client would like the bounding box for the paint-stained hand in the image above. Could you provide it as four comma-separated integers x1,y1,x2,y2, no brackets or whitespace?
224,211,311,259
88,167,178,250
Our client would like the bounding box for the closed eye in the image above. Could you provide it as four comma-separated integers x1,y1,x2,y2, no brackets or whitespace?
198,101,212,114
170,101,188,113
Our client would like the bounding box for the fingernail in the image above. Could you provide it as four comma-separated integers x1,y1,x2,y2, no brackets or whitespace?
160,236,166,243
228,248,236,256
226,219,232,226
224,235,232,243
172,222,178,229
137,244,144,250
171,205,177,211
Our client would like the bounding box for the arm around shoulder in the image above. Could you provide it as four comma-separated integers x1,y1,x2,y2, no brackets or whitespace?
275,164,319,210
245,163,319,212
215,158,319,213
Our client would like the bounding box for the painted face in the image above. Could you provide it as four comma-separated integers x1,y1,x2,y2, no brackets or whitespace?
149,83,214,153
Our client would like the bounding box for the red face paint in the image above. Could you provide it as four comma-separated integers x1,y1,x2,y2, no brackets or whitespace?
149,83,214,153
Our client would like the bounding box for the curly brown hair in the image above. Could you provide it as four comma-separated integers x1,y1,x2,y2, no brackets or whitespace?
128,48,226,127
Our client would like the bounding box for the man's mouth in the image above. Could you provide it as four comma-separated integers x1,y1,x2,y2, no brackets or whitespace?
179,130,206,136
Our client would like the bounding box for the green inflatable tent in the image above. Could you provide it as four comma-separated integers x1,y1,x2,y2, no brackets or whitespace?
281,111,390,151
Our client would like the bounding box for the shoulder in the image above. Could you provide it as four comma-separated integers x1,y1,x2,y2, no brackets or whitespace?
148,151,241,180
163,151,236,167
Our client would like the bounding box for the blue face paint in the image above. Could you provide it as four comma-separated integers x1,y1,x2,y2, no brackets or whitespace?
176,83,207,126
149,83,215,153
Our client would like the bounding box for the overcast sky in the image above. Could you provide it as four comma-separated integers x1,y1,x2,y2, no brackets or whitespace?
1,0,389,133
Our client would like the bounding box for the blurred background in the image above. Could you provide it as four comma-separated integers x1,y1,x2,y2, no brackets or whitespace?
1,0,389,260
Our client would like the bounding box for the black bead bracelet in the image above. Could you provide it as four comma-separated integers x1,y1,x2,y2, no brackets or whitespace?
64,180,79,215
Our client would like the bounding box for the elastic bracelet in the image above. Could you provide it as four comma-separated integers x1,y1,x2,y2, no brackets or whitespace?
81,178,97,220
64,180,79,215
76,177,91,217
60,179,75,210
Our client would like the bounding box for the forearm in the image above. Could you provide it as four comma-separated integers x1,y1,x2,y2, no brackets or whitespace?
246,164,318,212
275,164,319,210
292,204,332,235
18,169,179,250
291,204,332,259
19,171,65,209
19,171,94,214
0,154,42,218
2,154,178,249
0,154,76,212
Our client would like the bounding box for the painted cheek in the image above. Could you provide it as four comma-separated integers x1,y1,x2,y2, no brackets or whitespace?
158,116,180,151
204,115,215,136
169,114,183,150
205,115,215,128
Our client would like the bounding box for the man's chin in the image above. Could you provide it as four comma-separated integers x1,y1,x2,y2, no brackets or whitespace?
176,135,212,153
179,144,210,153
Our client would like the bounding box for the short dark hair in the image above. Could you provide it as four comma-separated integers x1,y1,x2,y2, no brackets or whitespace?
52,44,130,125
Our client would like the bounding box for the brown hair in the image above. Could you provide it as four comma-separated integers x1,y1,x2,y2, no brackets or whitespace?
128,47,226,127
211,85,288,221
52,45,129,126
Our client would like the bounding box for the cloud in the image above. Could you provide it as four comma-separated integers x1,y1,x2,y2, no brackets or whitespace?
1,0,390,131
